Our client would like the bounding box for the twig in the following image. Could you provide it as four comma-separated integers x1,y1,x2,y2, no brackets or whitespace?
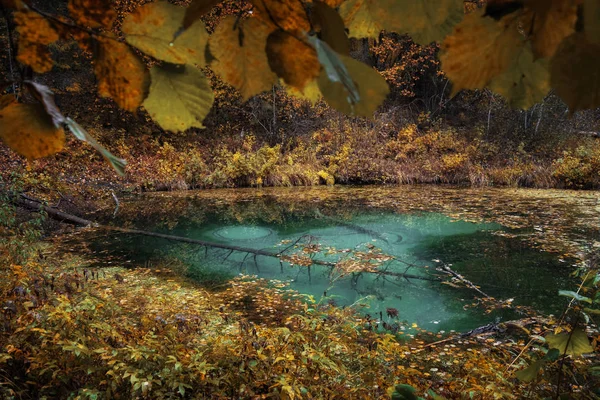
27,4,119,42
555,315,581,399
439,262,491,298
0,5,18,96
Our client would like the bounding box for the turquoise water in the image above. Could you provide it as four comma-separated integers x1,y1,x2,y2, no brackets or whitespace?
179,212,567,332
87,187,577,333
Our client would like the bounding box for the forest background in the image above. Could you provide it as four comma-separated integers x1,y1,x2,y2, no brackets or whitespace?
1,0,600,198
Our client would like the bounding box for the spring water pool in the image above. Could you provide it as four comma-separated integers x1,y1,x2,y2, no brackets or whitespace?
79,186,600,332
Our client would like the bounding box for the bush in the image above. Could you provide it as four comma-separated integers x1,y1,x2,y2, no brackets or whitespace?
552,145,600,188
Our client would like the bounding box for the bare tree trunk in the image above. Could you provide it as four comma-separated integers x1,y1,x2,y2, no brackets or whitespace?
487,93,493,134
535,101,544,134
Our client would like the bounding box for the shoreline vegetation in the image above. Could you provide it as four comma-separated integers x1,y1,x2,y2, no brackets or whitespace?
2,118,600,200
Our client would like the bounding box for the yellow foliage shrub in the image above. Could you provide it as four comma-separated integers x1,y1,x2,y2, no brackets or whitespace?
317,170,335,185
552,145,600,188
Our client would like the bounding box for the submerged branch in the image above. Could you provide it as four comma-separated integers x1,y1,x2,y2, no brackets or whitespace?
438,263,491,298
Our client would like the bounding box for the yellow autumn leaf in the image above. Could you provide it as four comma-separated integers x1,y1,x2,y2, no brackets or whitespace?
551,33,600,113
183,0,221,29
209,16,278,100
546,327,594,356
488,44,550,109
338,0,383,39
94,37,148,112
0,102,65,159
311,1,350,55
123,1,209,66
440,11,522,95
143,64,214,133
339,0,463,44
284,79,322,104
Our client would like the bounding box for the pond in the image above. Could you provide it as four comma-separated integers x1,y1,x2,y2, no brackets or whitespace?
78,186,600,333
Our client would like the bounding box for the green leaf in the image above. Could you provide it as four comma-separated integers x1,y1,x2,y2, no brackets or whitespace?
65,118,126,176
122,1,208,66
391,384,421,400
515,359,545,382
545,348,561,361
308,35,359,104
546,328,594,356
309,37,389,118
583,307,600,315
143,64,214,133
24,81,65,128
558,290,593,304
427,389,447,400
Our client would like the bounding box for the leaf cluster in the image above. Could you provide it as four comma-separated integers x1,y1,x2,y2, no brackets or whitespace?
2,0,600,170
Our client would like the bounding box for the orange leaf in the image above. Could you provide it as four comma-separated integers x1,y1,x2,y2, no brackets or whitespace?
93,37,148,112
440,11,522,94
184,0,221,29
0,0,25,9
319,0,345,6
0,102,65,159
522,0,578,58
0,94,17,110
251,0,311,35
68,0,117,29
266,30,320,90
13,10,59,73
209,16,278,100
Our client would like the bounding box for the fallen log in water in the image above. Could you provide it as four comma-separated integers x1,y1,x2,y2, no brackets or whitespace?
14,193,442,282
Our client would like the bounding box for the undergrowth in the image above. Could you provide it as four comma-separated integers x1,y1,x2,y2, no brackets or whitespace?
0,212,599,398
8,120,599,195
